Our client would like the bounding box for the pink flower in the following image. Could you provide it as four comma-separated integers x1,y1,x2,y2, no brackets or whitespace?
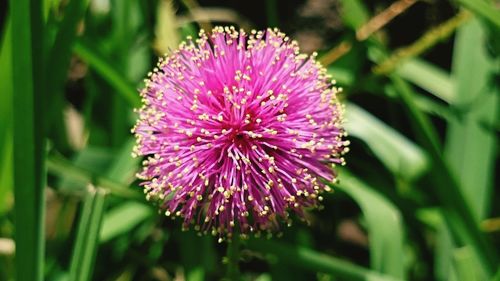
132,26,346,238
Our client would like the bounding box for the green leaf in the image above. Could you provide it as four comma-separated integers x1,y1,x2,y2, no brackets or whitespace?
46,0,90,120
246,239,402,281
339,0,369,29
437,18,498,281
59,146,114,191
446,18,498,221
99,202,152,243
345,103,428,180
47,154,142,200
327,66,355,86
395,58,455,103
178,232,216,281
452,247,483,281
69,187,107,281
0,17,13,216
10,0,46,280
332,171,406,279
457,0,500,30
73,41,141,108
105,139,139,184
390,75,498,276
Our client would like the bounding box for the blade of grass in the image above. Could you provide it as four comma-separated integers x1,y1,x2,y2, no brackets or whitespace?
374,10,472,75
45,0,90,150
457,0,500,30
438,18,498,281
329,170,406,279
46,0,90,101
0,17,13,216
346,103,428,181
73,41,141,108
452,247,482,281
99,202,152,243
246,239,402,281
10,0,46,280
178,232,216,281
47,154,142,200
69,187,107,281
445,18,498,222
105,139,140,184
339,0,369,29
225,237,241,281
390,75,498,276
99,140,150,241
109,0,134,147
395,58,455,103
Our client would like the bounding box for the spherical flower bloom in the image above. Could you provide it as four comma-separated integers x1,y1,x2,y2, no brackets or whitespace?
132,26,347,238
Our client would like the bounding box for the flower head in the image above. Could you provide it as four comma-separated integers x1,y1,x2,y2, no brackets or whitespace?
133,26,347,238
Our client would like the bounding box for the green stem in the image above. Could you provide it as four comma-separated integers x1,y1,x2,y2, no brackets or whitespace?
390,75,498,276
11,0,46,280
247,239,402,281
46,153,143,200
225,236,240,281
373,10,471,75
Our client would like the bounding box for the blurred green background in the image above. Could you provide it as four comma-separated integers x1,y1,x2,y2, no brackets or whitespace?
0,0,499,280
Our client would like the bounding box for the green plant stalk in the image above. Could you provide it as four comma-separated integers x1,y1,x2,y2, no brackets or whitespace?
69,187,107,281
373,10,471,75
110,0,133,148
73,41,141,108
45,0,90,151
225,236,241,281
10,0,46,280
247,239,402,281
46,154,142,200
390,75,498,276
0,17,13,216
457,0,500,29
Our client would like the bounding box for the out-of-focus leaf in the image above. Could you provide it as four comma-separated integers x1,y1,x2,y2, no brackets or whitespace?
328,66,355,86
46,0,89,120
73,41,141,108
331,171,406,279
390,75,498,276
445,19,498,221
339,0,369,29
59,146,113,191
105,139,140,184
457,0,500,30
396,58,455,103
178,232,216,281
494,269,500,281
47,154,141,199
99,202,152,243
345,103,428,180
247,238,402,281
0,17,13,216
452,247,482,281
384,79,453,121
154,0,179,54
435,224,458,281
437,18,498,281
